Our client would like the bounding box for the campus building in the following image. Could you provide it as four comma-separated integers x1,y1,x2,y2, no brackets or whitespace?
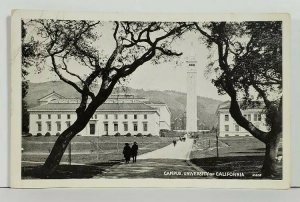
216,101,269,137
28,92,171,136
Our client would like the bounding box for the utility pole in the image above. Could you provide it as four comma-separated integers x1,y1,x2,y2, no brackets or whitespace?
117,135,119,152
216,131,219,158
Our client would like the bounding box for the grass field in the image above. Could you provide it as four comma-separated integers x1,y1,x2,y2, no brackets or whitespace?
190,136,282,179
22,135,174,179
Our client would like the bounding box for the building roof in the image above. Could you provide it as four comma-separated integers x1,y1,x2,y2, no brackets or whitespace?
217,101,265,111
28,102,158,112
38,91,66,101
143,100,165,105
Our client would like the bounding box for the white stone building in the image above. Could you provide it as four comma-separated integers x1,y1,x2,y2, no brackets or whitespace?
28,92,171,136
216,101,269,137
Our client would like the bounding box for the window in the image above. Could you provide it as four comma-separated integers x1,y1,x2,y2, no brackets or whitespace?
94,114,97,119
258,114,262,121
114,123,118,131
66,121,71,127
124,114,128,119
225,114,229,121
225,125,229,131
114,114,118,119
48,114,51,119
57,122,61,131
38,114,41,119
254,114,258,121
37,122,42,131
123,122,128,131
134,114,137,119
144,114,147,119
133,123,138,131
105,114,108,119
90,123,95,135
67,114,71,119
57,114,61,119
104,123,108,132
225,134,229,137
248,114,251,121
143,122,148,131
235,124,239,132
47,122,51,131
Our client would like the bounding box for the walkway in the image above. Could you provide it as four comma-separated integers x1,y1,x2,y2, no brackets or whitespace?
98,138,206,179
138,138,194,160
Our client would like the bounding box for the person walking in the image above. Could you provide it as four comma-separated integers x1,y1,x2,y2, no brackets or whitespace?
173,140,177,147
123,143,131,163
131,142,138,163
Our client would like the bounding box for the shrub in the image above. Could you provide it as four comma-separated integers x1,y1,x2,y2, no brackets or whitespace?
36,133,42,137
77,134,81,136
135,133,143,137
25,133,33,137
56,132,61,136
114,132,121,137
125,133,131,137
45,132,51,136
103,134,109,136
146,133,152,137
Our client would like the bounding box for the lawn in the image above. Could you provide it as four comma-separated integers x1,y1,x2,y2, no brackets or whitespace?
22,135,173,179
190,136,282,179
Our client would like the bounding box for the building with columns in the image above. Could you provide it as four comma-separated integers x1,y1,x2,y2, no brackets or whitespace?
216,101,269,137
28,92,171,136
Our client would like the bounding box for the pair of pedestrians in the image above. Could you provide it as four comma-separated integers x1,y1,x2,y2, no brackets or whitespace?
123,142,138,163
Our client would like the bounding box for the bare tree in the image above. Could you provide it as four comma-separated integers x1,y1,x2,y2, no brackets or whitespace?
194,21,282,177
24,19,192,177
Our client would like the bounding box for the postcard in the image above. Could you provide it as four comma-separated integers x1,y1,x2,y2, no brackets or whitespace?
10,10,290,188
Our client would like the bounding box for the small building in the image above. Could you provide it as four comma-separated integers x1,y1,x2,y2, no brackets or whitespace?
216,101,269,137
28,92,171,136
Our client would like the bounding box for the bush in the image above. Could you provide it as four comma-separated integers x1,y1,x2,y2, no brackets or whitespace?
125,133,131,137
103,134,109,136
56,132,61,136
77,134,81,136
45,132,51,136
114,132,121,137
146,133,152,137
24,133,32,137
135,133,143,137
36,133,42,137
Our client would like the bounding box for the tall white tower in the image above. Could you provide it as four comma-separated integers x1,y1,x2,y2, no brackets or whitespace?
186,57,198,133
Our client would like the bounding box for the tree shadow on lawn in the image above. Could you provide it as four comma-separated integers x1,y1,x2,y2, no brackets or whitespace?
22,160,122,179
190,155,282,180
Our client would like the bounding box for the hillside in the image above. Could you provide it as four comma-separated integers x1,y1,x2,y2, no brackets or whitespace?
25,81,222,129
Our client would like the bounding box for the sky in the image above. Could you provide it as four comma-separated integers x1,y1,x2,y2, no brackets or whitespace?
26,21,228,101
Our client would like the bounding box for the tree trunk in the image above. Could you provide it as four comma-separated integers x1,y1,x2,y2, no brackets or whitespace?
39,86,116,178
261,132,281,178
39,122,83,178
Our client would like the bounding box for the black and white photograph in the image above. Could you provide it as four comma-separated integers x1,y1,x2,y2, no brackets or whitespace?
10,10,290,188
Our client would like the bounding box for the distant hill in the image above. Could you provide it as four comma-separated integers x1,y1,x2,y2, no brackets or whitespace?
25,81,222,129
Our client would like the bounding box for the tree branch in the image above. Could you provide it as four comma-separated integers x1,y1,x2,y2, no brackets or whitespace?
50,55,84,95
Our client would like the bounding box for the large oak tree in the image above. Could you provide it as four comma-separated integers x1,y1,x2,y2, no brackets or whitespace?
23,19,192,177
194,21,282,178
